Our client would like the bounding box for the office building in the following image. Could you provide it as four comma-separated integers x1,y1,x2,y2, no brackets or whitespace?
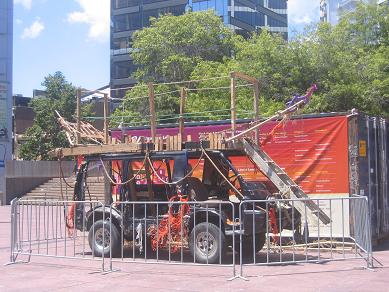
320,0,377,24
111,0,288,98
0,0,12,203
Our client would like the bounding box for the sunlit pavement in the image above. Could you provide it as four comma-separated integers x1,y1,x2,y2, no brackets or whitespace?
1,205,389,292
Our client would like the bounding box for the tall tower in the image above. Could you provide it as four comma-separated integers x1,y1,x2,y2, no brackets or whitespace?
110,0,288,99
321,0,379,25
0,0,13,204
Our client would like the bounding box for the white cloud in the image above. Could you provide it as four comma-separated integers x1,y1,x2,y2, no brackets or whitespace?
288,0,320,25
21,18,45,39
67,0,110,42
14,0,33,10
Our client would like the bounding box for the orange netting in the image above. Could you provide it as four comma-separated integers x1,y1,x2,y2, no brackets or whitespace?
148,195,190,253
269,207,279,243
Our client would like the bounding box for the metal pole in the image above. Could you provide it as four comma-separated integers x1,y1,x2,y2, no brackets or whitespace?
103,93,109,144
253,80,260,144
230,73,237,135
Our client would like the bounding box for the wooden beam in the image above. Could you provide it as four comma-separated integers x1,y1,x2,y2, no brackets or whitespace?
179,87,186,140
231,71,257,84
226,99,306,142
103,93,109,144
253,80,260,144
76,88,81,144
54,143,142,157
230,73,237,135
148,82,157,143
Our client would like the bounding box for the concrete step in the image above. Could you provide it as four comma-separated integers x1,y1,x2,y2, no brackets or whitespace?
30,187,104,193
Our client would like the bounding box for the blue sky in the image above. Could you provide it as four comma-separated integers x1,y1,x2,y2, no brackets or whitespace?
13,0,319,96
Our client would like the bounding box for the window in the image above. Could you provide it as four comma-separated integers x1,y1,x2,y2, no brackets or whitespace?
268,0,287,9
114,13,141,32
113,0,140,9
112,61,137,79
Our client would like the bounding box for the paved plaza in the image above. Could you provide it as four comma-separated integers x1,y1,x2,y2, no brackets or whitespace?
0,205,388,291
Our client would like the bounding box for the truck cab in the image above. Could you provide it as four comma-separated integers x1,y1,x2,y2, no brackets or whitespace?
73,149,299,264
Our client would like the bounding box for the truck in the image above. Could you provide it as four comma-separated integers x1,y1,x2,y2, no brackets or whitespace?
71,146,305,264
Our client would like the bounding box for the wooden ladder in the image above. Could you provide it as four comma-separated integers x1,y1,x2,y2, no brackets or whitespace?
241,138,331,225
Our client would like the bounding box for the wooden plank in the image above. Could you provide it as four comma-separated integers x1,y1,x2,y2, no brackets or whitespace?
232,71,257,84
148,82,157,143
208,133,214,149
56,143,142,157
173,135,178,150
159,136,164,151
177,133,182,150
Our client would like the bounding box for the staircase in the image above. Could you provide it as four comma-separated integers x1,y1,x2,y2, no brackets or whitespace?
22,177,105,202
241,138,331,225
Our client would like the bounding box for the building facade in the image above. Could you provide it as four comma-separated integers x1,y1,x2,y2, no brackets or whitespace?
110,0,288,98
320,0,377,24
0,0,12,203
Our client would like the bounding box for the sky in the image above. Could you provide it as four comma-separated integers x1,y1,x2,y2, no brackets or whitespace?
12,0,320,97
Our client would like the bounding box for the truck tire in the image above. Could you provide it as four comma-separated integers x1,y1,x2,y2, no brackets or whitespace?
189,222,226,264
88,220,121,258
240,233,266,259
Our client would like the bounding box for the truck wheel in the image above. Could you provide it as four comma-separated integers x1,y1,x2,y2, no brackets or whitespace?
240,233,266,258
88,220,121,257
189,222,226,264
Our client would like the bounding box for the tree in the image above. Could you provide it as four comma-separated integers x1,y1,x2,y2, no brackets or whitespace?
131,10,239,82
19,72,76,160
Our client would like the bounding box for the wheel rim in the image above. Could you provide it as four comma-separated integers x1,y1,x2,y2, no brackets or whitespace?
95,227,110,249
196,231,216,256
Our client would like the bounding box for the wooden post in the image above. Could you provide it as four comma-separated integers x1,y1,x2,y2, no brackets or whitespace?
179,87,186,141
148,82,156,143
76,88,81,144
253,80,260,144
230,72,237,135
103,93,109,144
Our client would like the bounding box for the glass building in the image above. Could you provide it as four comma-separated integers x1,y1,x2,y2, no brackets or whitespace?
0,0,13,203
110,0,288,98
320,0,377,24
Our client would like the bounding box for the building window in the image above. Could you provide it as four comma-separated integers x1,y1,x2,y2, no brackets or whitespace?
268,0,287,10
114,13,141,32
113,61,138,79
113,0,140,9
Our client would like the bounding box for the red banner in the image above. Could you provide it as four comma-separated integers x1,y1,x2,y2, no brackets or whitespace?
112,115,350,195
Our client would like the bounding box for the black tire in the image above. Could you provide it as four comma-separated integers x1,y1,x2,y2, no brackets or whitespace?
189,222,226,264
240,233,266,259
186,177,209,201
88,220,121,257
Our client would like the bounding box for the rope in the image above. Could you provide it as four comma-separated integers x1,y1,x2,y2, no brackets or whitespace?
99,155,147,185
146,151,204,185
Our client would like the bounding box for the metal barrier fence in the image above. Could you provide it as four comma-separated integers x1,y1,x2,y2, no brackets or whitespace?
7,195,373,280
238,195,373,278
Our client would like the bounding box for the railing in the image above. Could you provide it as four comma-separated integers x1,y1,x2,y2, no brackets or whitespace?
7,195,373,280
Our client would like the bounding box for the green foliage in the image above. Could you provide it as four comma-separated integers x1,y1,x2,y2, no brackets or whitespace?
131,10,239,82
114,4,388,128
19,72,76,160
